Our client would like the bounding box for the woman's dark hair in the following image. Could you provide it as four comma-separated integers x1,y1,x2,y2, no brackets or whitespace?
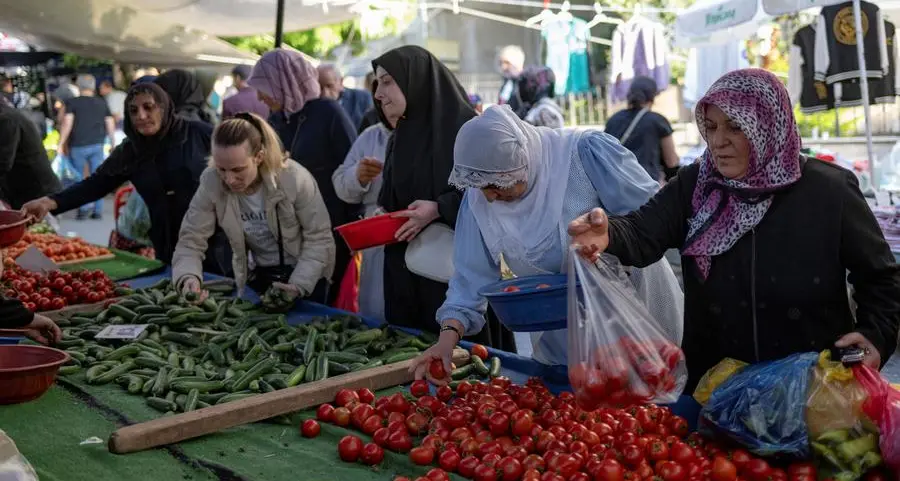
626,76,658,109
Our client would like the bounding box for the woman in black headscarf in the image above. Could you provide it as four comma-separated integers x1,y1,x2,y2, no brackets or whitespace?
22,83,230,274
154,69,213,124
372,45,516,351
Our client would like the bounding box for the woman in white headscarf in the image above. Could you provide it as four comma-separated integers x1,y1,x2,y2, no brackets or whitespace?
410,105,684,377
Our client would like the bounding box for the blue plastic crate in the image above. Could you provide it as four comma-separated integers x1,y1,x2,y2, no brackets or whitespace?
0,337,22,345
478,274,572,332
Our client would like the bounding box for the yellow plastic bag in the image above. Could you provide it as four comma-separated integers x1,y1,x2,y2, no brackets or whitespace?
804,350,873,438
693,358,748,405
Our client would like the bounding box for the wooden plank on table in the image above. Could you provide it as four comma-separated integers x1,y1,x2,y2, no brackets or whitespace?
108,349,472,454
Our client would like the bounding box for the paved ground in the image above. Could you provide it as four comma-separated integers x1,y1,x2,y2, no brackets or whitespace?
54,199,899,381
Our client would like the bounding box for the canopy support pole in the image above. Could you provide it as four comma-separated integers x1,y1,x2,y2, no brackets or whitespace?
274,0,286,48
852,0,876,177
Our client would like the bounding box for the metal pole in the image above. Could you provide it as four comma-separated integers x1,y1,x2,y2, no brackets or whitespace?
274,0,286,48
851,0,876,177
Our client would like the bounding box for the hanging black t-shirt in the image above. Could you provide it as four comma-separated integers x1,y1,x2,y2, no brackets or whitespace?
604,108,673,182
64,96,111,147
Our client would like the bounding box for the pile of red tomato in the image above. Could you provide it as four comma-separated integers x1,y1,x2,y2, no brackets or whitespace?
301,375,896,481
4,232,111,264
570,338,686,410
1,264,115,311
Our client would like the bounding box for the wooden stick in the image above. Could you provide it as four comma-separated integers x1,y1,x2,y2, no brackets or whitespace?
108,349,471,454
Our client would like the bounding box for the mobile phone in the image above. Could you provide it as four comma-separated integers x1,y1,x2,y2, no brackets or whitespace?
832,346,866,366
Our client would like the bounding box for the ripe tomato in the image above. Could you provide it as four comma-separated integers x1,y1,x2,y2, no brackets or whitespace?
743,459,772,481
300,419,320,438
647,440,669,462
360,443,385,465
522,469,542,481
471,344,489,361
357,388,375,404
459,456,481,478
474,463,499,481
430,359,448,381
438,449,461,472
332,407,351,427
335,388,360,407
388,393,411,413
337,435,363,462
456,380,474,397
409,446,434,466
710,457,738,481
373,427,390,447
37,297,51,311
729,449,752,471
787,463,816,480
670,442,696,465
436,385,453,402
411,379,430,398
502,286,521,293
658,461,688,481
406,412,429,435
621,444,644,467
361,414,384,435
489,412,510,436
350,403,375,428
426,468,450,481
387,430,413,453
510,410,534,437
498,456,524,481
316,403,335,422
50,297,66,310
595,459,625,481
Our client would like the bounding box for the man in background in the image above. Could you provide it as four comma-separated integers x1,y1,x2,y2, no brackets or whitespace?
222,65,269,119
1,74,31,109
98,78,127,130
58,74,115,220
497,45,525,113
53,74,79,102
0,102,61,209
317,64,373,130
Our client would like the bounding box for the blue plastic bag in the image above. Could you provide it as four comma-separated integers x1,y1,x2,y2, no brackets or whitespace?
699,352,818,458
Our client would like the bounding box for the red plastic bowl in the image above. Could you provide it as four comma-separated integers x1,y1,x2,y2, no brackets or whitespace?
0,210,30,248
335,210,411,251
0,345,70,404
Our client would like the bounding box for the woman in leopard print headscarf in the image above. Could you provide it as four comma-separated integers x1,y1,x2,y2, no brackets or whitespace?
569,68,900,390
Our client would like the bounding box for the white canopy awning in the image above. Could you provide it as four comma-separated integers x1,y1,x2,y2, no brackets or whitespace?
761,0,852,16
0,0,362,66
674,0,770,48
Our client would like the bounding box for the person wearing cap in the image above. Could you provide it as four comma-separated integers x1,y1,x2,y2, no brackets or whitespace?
604,76,680,184
222,65,269,120
58,74,116,220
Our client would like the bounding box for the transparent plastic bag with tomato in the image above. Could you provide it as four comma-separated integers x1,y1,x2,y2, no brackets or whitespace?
853,364,900,473
566,251,687,411
699,352,818,457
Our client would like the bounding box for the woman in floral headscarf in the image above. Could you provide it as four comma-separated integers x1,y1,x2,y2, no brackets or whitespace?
569,69,900,390
516,66,565,129
248,49,359,304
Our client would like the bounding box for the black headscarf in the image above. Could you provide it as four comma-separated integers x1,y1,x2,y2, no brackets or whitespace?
123,82,182,164
154,69,212,124
626,76,659,109
372,46,476,222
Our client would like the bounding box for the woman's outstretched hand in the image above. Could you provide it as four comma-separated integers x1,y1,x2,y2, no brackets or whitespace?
568,208,610,260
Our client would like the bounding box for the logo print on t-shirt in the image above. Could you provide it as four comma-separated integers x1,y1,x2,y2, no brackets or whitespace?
241,210,267,222
833,6,869,46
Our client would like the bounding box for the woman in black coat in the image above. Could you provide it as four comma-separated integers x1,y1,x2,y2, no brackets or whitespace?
22,83,231,275
570,69,900,390
247,48,359,304
370,45,517,351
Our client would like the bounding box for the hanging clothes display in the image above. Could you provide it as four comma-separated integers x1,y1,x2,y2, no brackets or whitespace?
609,17,670,104
873,21,898,104
813,0,888,85
683,41,748,110
789,24,834,113
541,14,592,96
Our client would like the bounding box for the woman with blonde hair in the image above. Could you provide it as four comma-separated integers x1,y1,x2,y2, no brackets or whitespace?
173,112,335,302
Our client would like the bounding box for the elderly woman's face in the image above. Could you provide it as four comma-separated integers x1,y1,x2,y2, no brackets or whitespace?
704,105,751,180
257,90,282,112
128,93,163,136
481,182,527,202
373,66,406,125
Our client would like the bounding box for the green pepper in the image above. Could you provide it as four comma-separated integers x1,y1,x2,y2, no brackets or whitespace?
836,434,878,463
851,451,882,474
812,442,848,471
817,429,852,445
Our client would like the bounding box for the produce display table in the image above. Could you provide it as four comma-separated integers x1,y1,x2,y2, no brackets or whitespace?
0,270,702,481
60,248,165,281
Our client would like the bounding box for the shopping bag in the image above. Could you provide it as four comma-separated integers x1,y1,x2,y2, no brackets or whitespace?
805,351,872,439
117,191,152,246
567,250,687,410
333,253,360,313
699,352,818,457
853,364,900,474
693,358,749,406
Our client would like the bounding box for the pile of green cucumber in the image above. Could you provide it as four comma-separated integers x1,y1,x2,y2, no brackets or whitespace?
55,278,440,416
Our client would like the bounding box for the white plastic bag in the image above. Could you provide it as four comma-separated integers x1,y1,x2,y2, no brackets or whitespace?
567,250,687,410
0,430,38,481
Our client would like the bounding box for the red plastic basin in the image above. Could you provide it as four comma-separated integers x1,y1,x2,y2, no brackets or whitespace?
0,210,30,248
335,210,411,251
0,345,70,404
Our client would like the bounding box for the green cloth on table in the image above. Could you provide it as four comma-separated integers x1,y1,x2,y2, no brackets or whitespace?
60,248,164,281
2,373,465,481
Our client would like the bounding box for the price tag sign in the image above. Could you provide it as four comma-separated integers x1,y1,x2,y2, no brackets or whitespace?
95,324,149,340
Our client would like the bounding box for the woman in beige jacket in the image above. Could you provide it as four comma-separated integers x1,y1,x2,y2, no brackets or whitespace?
172,112,335,302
